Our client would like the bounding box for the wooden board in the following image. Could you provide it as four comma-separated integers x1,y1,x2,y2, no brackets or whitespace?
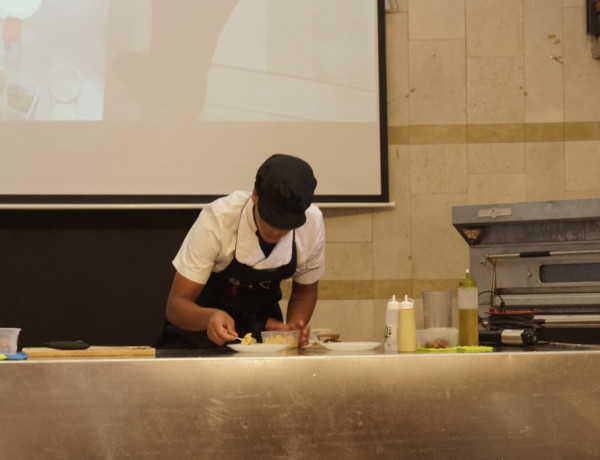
22,346,155,358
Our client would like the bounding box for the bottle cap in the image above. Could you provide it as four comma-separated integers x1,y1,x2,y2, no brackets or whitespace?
387,295,400,309
459,268,477,288
399,294,414,310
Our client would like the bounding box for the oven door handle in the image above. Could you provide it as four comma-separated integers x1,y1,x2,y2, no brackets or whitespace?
519,251,550,258
487,249,600,260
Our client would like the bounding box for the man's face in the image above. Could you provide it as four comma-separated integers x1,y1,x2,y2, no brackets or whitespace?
252,190,291,244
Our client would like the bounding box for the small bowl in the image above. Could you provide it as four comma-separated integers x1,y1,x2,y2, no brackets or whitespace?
261,330,300,349
416,327,458,349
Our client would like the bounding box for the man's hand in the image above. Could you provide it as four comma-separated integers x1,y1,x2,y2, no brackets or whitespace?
207,310,237,346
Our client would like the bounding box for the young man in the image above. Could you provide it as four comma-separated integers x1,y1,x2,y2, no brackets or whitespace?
156,154,325,349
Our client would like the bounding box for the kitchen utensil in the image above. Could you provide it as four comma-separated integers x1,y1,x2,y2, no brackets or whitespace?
22,346,155,358
43,340,90,350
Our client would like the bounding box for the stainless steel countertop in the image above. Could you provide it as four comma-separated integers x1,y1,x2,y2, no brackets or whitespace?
2,348,600,459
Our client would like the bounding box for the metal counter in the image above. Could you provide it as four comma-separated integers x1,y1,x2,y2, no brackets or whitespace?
2,350,600,459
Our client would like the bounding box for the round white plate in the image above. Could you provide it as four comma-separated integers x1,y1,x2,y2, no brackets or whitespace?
228,343,288,353
320,342,381,352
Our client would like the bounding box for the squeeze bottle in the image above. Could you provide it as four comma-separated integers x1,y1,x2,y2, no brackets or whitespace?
397,295,416,352
458,268,479,346
384,295,400,354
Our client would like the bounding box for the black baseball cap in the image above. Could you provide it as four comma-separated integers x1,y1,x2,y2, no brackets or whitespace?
254,154,317,229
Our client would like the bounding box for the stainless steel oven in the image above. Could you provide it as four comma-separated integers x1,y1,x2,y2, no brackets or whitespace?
452,197,600,344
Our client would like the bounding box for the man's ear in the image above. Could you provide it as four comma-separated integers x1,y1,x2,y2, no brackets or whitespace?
251,189,259,203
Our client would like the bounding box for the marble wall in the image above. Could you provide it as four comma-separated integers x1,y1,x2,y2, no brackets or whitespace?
285,0,600,342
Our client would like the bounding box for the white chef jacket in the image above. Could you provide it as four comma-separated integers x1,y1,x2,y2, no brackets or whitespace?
173,191,326,286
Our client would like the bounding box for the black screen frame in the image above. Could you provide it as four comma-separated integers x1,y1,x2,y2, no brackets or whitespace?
0,0,389,208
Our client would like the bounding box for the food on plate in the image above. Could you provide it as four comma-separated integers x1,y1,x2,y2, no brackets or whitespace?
424,338,450,349
240,333,256,345
308,332,340,346
317,333,340,343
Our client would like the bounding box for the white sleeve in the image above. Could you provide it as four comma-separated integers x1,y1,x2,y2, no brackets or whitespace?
172,209,222,285
293,206,326,285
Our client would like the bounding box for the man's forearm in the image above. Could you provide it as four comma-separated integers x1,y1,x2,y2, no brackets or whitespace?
166,297,218,331
286,281,318,324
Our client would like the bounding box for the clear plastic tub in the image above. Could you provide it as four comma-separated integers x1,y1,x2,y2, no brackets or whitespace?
261,330,300,349
0,328,21,354
416,327,458,349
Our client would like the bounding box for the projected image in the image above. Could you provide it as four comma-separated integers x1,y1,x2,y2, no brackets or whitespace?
103,0,378,122
201,0,378,122
0,0,377,123
103,0,239,121
0,0,108,121
0,0,384,200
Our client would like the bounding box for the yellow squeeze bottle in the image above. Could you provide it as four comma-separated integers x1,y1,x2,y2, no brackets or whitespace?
397,295,416,352
458,268,479,346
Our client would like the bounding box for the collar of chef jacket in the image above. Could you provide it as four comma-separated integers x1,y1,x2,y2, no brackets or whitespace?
235,198,294,270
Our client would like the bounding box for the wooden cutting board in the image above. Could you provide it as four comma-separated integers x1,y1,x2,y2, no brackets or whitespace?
22,346,155,358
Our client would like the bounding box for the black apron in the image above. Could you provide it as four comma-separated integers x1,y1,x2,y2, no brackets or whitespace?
156,226,297,349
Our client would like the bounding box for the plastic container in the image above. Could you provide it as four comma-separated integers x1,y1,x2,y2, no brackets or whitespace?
384,295,400,354
261,330,300,349
416,327,458,349
397,295,416,353
458,268,479,346
0,328,21,354
423,290,453,328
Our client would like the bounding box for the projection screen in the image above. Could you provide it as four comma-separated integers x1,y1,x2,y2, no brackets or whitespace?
0,0,388,207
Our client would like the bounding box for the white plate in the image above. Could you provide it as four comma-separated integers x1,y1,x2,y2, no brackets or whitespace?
320,342,381,352
228,343,289,353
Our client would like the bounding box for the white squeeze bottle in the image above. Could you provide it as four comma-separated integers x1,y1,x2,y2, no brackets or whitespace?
398,295,417,352
384,295,400,353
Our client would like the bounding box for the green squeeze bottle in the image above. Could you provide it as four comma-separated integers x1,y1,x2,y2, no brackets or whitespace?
458,269,479,346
